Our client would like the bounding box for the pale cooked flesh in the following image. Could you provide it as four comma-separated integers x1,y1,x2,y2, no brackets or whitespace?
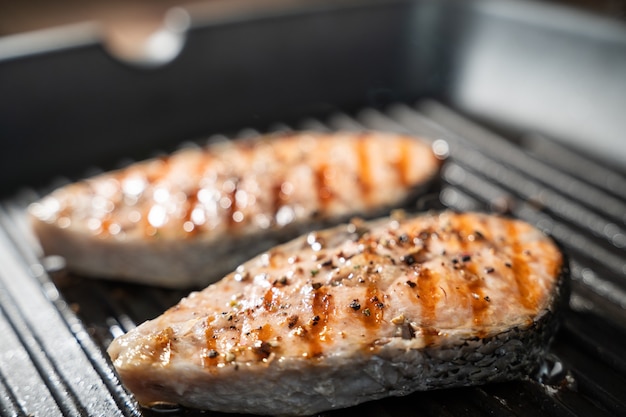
29,132,440,287
108,211,565,415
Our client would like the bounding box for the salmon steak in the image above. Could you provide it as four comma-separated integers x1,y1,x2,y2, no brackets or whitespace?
108,211,567,416
28,131,441,288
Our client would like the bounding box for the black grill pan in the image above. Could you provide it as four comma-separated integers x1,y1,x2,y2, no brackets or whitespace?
0,0,625,415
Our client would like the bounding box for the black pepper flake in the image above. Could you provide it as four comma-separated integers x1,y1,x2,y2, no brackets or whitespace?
349,300,361,311
311,315,320,325
484,296,491,302
287,315,299,328
406,280,416,288
311,282,323,290
253,341,272,359
401,254,416,266
363,308,371,317
401,323,415,340
399,233,409,243
207,349,219,358
474,230,484,239
274,276,288,286
310,269,319,277
320,259,333,268
485,267,495,274
505,262,512,268
370,296,384,309
452,258,459,264
461,255,471,262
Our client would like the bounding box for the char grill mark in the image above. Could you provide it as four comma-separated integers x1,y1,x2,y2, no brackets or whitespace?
315,164,334,209
204,324,219,368
271,181,284,224
356,135,373,203
394,138,412,187
153,327,175,366
263,287,281,312
226,179,239,228
251,324,275,360
464,262,489,331
307,287,334,358
415,267,440,345
182,189,200,237
361,284,385,330
453,215,490,331
506,221,538,310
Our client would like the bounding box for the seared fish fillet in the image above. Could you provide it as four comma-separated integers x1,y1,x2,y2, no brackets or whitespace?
28,131,440,288
108,211,566,416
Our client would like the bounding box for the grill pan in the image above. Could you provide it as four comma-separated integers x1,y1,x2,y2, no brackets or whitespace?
1,0,625,416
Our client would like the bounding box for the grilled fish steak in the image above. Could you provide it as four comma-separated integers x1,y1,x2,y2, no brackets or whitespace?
28,131,440,288
108,211,566,416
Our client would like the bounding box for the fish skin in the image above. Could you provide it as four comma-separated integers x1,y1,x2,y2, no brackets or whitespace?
107,211,566,415
28,131,440,288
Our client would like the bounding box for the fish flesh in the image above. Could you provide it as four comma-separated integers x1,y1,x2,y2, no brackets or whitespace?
28,131,441,288
107,211,567,415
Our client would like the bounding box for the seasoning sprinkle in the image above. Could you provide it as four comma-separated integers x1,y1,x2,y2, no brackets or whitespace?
287,315,299,328
320,259,333,268
349,300,361,311
391,314,405,325
362,308,371,317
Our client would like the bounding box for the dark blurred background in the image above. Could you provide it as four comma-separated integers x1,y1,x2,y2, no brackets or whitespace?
2,1,625,39
1,0,624,193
